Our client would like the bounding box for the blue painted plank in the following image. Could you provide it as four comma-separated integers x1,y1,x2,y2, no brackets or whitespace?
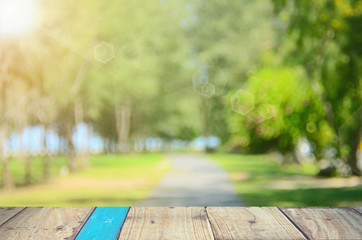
75,207,130,240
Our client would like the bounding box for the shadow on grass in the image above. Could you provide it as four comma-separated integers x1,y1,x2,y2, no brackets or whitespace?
243,186,362,206
210,153,361,206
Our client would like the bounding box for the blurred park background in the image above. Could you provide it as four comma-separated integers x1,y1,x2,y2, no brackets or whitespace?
0,0,361,206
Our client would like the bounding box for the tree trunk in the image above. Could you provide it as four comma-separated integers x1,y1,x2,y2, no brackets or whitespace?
74,97,89,168
87,125,93,154
0,69,14,189
347,118,361,176
24,155,31,185
61,137,67,155
201,97,211,152
74,97,83,128
0,123,13,189
103,138,108,154
42,125,50,180
142,138,147,152
82,124,90,168
65,122,76,172
306,57,362,176
17,129,31,185
116,98,131,153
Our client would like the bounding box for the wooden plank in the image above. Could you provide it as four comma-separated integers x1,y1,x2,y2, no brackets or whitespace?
75,207,129,240
68,207,95,240
118,207,214,240
281,207,362,240
207,207,306,240
0,207,92,240
354,207,362,214
0,207,25,226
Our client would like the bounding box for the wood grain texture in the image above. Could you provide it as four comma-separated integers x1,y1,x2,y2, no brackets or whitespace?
75,207,129,240
0,208,25,226
68,207,95,240
118,207,214,240
0,207,92,240
207,207,306,240
282,207,362,240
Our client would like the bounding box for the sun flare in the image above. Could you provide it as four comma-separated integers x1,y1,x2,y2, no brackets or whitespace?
0,0,39,37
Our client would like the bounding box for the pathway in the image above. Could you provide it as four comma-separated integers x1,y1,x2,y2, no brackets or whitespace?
139,154,244,206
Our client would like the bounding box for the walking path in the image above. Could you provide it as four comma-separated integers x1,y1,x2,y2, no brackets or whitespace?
139,154,244,206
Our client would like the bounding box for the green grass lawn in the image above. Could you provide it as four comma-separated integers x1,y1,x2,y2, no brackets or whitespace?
2,152,361,206
4,155,69,187
209,153,362,206
0,153,170,206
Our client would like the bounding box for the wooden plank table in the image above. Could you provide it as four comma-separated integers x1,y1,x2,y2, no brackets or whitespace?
0,207,361,239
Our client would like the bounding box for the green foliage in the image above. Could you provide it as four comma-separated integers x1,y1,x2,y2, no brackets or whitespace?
1,0,361,182
83,0,199,141
271,0,362,173
184,0,276,144
227,67,333,155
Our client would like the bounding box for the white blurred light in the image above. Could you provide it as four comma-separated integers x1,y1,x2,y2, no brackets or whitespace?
300,142,310,155
0,0,38,37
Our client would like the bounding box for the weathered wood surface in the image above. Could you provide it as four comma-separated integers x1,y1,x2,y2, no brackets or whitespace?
0,207,25,226
0,207,92,240
282,207,362,240
207,207,306,240
118,207,214,240
0,207,361,240
354,207,362,214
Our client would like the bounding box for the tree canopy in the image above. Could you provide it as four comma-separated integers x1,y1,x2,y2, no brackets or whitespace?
0,0,361,189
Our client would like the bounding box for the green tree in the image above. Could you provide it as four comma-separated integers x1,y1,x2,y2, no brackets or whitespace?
185,0,275,148
88,0,193,151
272,0,362,175
227,66,333,161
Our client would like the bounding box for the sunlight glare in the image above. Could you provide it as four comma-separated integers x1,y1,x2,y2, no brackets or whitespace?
0,0,38,37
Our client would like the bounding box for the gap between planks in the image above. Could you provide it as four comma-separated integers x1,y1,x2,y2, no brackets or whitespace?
353,207,362,214
118,207,309,240
277,207,311,240
1,207,361,240
206,207,307,240
70,207,96,240
0,207,94,240
280,207,362,240
0,207,26,227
